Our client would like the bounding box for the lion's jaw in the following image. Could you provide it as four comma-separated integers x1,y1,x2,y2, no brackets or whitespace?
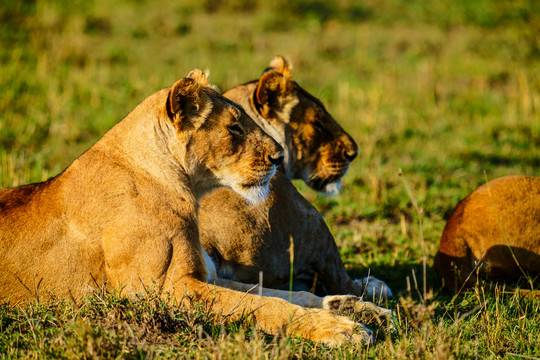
218,165,276,204
318,178,342,196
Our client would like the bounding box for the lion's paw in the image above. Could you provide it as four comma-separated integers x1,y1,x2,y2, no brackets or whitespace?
353,301,396,331
322,295,361,312
353,301,393,319
291,309,373,347
321,295,395,331
355,276,393,299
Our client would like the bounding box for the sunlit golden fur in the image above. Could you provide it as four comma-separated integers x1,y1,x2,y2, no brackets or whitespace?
434,176,540,296
200,56,392,300
0,70,382,346
224,56,358,194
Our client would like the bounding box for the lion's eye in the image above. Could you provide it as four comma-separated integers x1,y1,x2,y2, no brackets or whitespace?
228,124,244,136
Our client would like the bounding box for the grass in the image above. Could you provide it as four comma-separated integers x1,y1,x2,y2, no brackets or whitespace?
1,0,539,358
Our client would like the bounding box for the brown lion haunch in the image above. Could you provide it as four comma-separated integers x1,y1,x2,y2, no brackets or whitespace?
435,176,540,295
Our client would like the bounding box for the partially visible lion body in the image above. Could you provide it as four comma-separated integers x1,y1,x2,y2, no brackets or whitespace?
0,87,206,302
199,56,391,299
201,172,360,294
0,71,377,346
434,175,540,293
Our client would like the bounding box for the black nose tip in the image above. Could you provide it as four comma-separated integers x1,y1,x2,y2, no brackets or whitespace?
344,148,358,161
268,153,284,166
341,134,358,162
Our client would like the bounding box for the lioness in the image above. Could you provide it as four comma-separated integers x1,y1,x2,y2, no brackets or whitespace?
0,70,378,346
200,56,392,299
434,175,540,294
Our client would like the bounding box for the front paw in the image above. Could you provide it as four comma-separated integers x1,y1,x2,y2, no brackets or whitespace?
355,276,393,299
353,301,396,332
322,295,394,323
290,309,374,346
322,294,360,312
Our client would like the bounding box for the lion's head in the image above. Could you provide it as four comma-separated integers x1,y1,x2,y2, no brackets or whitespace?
166,70,284,204
224,56,358,195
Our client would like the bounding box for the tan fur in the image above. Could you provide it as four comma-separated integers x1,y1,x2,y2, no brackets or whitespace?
200,56,392,300
0,70,375,346
434,176,540,296
223,56,358,193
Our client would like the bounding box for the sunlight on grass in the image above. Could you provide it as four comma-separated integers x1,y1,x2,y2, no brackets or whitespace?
1,0,539,358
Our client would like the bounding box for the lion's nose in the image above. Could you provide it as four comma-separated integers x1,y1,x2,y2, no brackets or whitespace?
268,152,284,166
344,147,358,161
342,135,358,161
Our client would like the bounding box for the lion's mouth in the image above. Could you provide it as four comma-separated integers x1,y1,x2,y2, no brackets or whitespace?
307,174,342,192
240,167,276,189
241,178,269,189
306,163,349,192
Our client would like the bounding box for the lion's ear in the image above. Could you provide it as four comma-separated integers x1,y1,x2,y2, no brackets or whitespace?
255,71,291,119
167,70,211,130
187,68,209,87
263,55,292,79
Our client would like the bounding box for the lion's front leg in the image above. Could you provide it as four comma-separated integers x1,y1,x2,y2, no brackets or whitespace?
214,277,326,308
178,275,373,346
213,277,394,330
214,278,367,311
102,213,208,292
354,276,393,300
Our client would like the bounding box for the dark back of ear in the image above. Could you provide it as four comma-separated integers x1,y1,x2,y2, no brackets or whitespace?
255,71,291,119
263,55,292,79
167,69,210,130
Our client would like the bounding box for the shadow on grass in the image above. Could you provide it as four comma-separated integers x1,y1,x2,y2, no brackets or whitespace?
459,151,540,168
353,256,540,306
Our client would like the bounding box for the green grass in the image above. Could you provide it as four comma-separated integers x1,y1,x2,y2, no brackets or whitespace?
1,0,540,358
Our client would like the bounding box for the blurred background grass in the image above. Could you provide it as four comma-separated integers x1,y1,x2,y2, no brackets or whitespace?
1,0,540,357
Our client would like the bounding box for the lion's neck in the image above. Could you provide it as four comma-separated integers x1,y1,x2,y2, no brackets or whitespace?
96,90,220,204
92,91,194,199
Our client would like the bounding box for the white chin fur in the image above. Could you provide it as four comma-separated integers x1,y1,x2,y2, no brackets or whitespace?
322,180,342,196
220,167,275,205
236,182,270,205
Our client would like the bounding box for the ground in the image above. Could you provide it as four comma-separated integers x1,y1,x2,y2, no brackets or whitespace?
1,0,539,358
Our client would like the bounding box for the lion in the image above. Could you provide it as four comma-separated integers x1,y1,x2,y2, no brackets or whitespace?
0,69,388,346
199,56,392,300
434,175,540,295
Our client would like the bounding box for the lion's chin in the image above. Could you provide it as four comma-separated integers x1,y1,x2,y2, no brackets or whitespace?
221,167,275,205
221,176,272,205
321,179,342,196
235,181,270,205
306,175,342,196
